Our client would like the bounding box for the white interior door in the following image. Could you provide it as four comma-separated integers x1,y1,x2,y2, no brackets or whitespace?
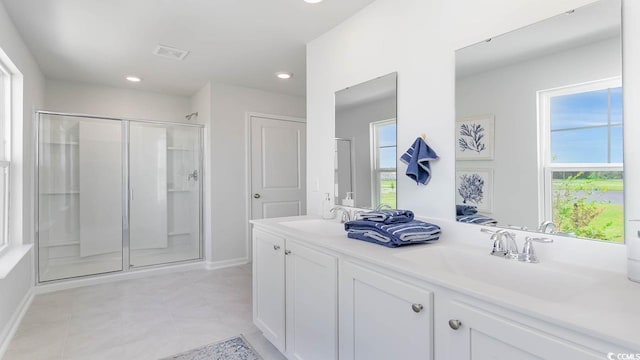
129,124,168,251
251,115,306,220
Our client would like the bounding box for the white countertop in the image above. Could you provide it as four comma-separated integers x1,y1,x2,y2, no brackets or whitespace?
251,215,640,351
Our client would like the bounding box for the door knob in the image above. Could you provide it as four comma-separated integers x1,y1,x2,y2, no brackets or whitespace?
253,193,261,199
449,319,462,330
273,245,280,250
411,304,424,313
284,250,292,255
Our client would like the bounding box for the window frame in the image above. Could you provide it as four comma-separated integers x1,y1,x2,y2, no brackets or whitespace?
370,118,396,207
537,77,623,236
0,58,11,254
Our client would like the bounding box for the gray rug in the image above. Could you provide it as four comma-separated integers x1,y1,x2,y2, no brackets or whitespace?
160,335,263,360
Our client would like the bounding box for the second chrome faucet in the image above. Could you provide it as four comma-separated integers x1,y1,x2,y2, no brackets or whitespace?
481,228,553,263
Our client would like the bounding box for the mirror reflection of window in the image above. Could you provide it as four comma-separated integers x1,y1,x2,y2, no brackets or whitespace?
540,79,624,242
453,0,622,242
371,120,397,208
334,72,397,209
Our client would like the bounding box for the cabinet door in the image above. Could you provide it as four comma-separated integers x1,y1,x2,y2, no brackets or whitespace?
253,230,286,352
446,301,602,360
285,241,338,360
339,261,433,360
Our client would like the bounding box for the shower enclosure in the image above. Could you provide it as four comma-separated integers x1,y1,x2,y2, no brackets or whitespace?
36,112,204,283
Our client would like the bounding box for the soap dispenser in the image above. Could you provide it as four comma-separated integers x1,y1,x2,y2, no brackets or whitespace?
342,192,355,207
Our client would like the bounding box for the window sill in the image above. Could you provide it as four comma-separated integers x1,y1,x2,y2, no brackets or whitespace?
0,244,33,279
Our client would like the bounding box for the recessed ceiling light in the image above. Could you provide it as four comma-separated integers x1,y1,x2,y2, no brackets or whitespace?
126,76,142,82
276,72,293,80
304,0,323,3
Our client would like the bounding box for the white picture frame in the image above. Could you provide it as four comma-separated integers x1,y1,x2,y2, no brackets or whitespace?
455,168,493,213
456,114,494,160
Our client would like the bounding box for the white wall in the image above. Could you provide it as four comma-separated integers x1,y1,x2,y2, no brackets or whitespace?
307,0,638,270
209,83,305,263
0,0,44,353
336,95,396,208
456,37,621,229
44,79,191,123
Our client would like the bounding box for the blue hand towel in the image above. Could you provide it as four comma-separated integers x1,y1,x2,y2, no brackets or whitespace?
456,214,497,226
345,219,441,247
456,204,478,216
400,137,439,185
356,209,414,224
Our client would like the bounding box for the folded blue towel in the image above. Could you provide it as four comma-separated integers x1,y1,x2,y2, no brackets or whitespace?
456,204,478,216
400,137,439,185
456,214,497,225
356,209,414,224
345,220,441,247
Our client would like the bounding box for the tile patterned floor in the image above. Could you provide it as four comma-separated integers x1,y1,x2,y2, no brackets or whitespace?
3,265,286,360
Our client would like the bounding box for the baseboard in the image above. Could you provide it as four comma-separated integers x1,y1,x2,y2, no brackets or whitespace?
34,260,206,295
206,257,250,270
0,288,34,359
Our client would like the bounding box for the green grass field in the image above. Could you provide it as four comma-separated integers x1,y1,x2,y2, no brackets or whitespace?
588,203,624,242
380,179,397,208
553,179,624,192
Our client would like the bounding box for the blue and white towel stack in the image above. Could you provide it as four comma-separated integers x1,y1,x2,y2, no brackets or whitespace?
345,210,441,248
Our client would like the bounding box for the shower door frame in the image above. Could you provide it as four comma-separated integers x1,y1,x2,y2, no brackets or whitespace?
34,110,205,284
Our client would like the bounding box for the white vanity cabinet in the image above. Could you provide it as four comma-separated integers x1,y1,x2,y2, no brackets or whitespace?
442,300,603,360
253,229,286,352
252,229,338,359
339,261,433,360
252,219,639,359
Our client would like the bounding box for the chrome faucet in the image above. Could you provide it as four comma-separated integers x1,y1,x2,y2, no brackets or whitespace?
519,236,554,263
480,228,553,263
482,229,517,259
330,206,351,223
352,209,366,220
375,203,392,210
537,221,557,234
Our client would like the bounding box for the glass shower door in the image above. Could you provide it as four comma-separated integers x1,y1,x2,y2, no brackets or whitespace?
37,114,123,282
129,122,202,268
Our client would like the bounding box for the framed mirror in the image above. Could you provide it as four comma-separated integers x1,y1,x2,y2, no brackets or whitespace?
335,72,397,209
454,0,623,243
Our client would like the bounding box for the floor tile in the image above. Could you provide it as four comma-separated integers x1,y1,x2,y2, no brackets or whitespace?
3,265,281,360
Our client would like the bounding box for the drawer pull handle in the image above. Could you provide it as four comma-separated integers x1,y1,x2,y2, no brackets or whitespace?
273,245,280,250
285,250,292,255
449,319,462,330
411,304,423,313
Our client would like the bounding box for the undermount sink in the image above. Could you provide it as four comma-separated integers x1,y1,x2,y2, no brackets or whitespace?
279,219,346,237
394,246,598,302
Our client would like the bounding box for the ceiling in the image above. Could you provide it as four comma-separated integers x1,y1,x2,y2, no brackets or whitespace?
456,0,621,78
1,0,376,97
335,72,396,112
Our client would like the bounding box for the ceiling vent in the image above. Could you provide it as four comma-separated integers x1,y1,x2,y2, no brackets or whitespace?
153,45,190,61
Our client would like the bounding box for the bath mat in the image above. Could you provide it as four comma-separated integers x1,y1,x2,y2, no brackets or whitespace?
160,335,263,360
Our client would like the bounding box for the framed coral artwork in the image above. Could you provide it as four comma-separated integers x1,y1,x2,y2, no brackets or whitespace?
455,169,493,213
455,114,494,160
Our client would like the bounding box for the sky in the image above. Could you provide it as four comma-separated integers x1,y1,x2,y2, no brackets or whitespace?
550,87,623,163
378,123,396,169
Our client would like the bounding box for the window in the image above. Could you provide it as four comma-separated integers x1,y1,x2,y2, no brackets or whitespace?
0,56,12,252
371,119,396,208
539,78,623,242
